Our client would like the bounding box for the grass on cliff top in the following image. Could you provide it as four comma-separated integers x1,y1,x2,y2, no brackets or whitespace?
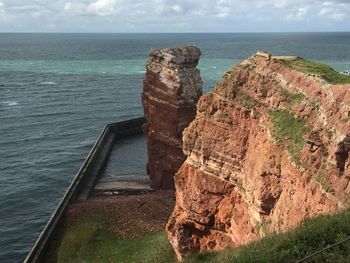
279,58,350,84
46,209,350,263
269,109,311,164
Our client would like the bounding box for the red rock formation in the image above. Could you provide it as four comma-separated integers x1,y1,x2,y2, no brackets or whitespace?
166,52,350,260
142,46,202,190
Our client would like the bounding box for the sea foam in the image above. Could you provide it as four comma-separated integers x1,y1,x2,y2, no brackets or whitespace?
40,81,57,85
3,101,18,106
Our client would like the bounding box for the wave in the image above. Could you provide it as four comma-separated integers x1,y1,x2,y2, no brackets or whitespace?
40,81,57,85
2,101,18,106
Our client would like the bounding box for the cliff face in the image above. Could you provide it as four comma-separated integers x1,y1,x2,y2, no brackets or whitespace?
166,52,350,260
142,46,203,189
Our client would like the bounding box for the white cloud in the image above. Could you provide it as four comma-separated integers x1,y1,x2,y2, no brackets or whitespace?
0,1,5,17
64,2,87,15
152,0,244,19
64,0,120,16
7,4,53,18
1,0,350,32
319,8,346,21
319,1,348,21
60,0,349,21
285,7,309,21
154,0,190,16
215,0,233,18
87,0,118,16
256,0,296,9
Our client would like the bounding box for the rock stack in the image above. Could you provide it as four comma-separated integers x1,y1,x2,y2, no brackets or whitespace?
142,46,202,189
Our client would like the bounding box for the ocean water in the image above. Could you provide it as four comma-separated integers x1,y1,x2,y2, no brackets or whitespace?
101,135,147,181
1,33,350,262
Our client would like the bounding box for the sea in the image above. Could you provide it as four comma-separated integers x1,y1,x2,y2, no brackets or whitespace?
1,32,350,262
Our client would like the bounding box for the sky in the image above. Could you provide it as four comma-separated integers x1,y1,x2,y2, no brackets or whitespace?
0,0,349,32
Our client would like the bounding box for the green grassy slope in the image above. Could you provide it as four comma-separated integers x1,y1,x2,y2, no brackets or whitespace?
269,109,311,164
46,209,350,263
45,214,176,263
187,209,350,263
279,58,350,84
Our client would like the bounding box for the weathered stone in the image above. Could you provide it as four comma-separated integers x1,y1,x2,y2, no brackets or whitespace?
142,46,202,189
166,53,350,260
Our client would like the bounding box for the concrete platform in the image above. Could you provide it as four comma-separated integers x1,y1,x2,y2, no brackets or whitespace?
91,178,154,196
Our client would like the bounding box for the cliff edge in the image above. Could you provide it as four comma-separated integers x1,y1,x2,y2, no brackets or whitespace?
166,52,350,260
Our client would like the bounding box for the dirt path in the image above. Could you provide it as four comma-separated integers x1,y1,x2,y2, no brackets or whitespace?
64,190,175,238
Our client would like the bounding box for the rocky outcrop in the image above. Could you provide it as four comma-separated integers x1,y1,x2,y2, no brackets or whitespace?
166,52,350,260
142,46,203,189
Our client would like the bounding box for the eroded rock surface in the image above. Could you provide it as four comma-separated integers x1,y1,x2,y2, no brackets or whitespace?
142,46,202,189
166,52,350,260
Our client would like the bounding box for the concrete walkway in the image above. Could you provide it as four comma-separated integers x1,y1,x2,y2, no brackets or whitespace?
91,177,153,196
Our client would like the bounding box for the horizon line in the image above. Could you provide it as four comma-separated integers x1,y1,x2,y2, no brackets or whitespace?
0,31,350,34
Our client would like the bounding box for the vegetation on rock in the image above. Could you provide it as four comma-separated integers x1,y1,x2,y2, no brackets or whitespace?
279,58,350,84
269,109,311,163
278,88,305,104
187,209,350,263
236,91,264,110
314,162,333,193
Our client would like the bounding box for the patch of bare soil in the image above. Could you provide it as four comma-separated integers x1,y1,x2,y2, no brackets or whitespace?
64,190,175,238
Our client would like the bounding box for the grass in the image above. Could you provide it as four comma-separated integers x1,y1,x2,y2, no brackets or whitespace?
279,58,350,84
186,209,350,263
326,130,334,140
269,109,311,163
45,210,350,263
45,214,176,263
314,171,333,194
214,111,233,124
279,88,305,104
236,91,264,110
313,162,333,193
341,117,349,123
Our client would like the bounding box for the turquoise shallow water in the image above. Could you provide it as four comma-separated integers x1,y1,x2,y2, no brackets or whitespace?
0,33,350,262
0,58,236,78
0,58,348,78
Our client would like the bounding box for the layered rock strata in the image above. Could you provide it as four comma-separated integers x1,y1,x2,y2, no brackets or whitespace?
167,52,350,260
142,46,203,189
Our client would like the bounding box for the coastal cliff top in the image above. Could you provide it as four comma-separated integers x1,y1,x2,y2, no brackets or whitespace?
254,51,350,84
210,52,350,163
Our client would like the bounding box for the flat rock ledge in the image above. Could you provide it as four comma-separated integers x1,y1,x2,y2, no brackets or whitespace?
91,178,154,196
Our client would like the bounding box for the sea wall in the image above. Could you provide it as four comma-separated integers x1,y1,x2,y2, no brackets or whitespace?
24,117,146,263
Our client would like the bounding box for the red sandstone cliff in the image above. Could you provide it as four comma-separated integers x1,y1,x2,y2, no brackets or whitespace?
166,52,350,260
142,46,202,190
